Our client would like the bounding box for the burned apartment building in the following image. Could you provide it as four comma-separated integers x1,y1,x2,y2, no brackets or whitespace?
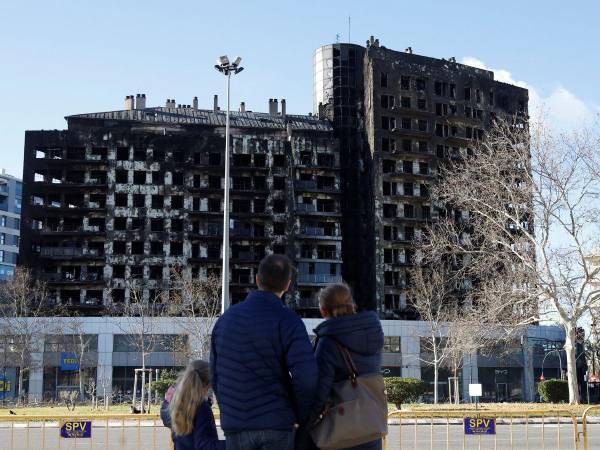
20,96,342,316
314,37,529,318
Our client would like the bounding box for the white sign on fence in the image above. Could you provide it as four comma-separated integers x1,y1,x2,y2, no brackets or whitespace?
469,383,482,397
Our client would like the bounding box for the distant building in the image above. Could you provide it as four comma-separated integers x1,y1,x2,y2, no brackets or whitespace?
20,96,342,315
0,170,22,280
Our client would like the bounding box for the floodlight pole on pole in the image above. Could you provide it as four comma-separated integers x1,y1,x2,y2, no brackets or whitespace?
222,71,231,314
214,55,243,315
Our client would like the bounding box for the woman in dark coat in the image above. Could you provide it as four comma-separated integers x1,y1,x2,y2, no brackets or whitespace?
310,283,385,450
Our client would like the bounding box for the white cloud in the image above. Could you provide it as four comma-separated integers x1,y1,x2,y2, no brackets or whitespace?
461,56,596,130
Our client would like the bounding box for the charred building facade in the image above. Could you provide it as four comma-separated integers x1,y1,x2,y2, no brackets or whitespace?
314,37,528,317
20,98,342,316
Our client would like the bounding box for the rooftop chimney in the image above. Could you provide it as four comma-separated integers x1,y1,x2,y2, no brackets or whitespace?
135,93,146,109
239,102,246,113
213,95,219,113
281,99,286,118
405,46,413,54
125,95,134,111
269,98,278,116
286,122,292,141
193,96,198,110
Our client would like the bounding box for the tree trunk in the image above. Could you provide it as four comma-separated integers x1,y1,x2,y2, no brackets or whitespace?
433,340,439,404
17,367,24,406
79,368,85,402
564,322,580,404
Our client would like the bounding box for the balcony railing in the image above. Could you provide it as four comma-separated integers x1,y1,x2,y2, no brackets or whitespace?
301,227,325,236
295,180,317,190
40,247,103,257
297,274,342,284
296,203,316,212
296,298,319,309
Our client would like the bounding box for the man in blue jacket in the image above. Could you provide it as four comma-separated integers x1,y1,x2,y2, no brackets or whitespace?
210,254,318,450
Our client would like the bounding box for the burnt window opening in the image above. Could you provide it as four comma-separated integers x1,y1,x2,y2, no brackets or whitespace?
381,116,390,130
380,72,388,88
171,196,184,209
115,193,128,207
420,184,429,197
273,199,286,213
113,241,126,255
464,87,472,101
254,176,266,190
151,219,164,232
401,96,411,108
476,89,482,103
66,147,85,160
232,199,251,213
417,120,427,132
130,265,143,278
133,171,146,184
233,176,252,190
207,246,219,259
170,241,183,256
112,289,125,303
403,204,414,218
254,154,266,167
403,161,414,174
254,223,265,237
133,149,146,161
254,199,266,213
417,98,427,110
114,217,127,230
382,181,396,196
172,151,184,163
273,177,285,190
400,76,410,90
150,266,163,280
208,176,221,189
273,222,285,235
233,154,251,167
133,194,145,208
419,162,429,175
153,149,165,162
422,205,431,219
404,183,414,196
381,137,390,152
130,218,143,230
401,118,411,130
152,195,164,209
89,194,105,208
172,172,184,186
489,90,494,105
416,78,426,91
150,241,164,255
317,154,335,167
383,204,397,219
112,265,125,278
417,141,428,152
131,241,144,255
382,160,395,174
273,154,285,168
208,198,221,212
66,171,85,184
116,147,129,161
273,244,285,255
152,171,164,185
465,127,473,139
209,153,221,165
115,170,128,184
449,84,456,99
317,176,335,189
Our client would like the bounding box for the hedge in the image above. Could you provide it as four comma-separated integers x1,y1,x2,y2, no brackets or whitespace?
537,379,569,403
385,377,426,409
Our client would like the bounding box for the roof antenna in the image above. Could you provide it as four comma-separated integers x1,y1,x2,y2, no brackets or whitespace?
336,33,340,43
348,15,351,44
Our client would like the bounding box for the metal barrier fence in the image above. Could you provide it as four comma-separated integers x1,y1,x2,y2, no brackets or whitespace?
0,414,174,450
383,409,587,450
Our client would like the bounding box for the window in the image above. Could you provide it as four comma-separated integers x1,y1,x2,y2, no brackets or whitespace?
464,87,471,101
274,222,286,235
113,241,126,255
151,219,164,232
417,120,427,132
131,241,144,255
254,154,266,167
383,336,401,353
150,242,164,255
380,95,394,109
115,170,128,184
170,241,183,256
172,172,184,186
171,196,183,209
133,194,145,208
402,139,412,152
273,177,286,190
113,265,125,278
400,96,411,108
1,216,5,227
114,217,127,230
273,199,286,213
417,141,428,152
401,118,411,130
133,171,146,184
273,154,285,167
416,78,426,91
400,76,410,90
380,72,388,88
382,160,395,174
152,195,164,209
152,171,164,185
417,98,426,110
171,219,183,232
130,265,143,278
116,147,129,161
209,153,221,165
0,233,4,245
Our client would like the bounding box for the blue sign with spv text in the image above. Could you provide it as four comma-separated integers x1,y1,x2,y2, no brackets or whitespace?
60,420,92,438
60,352,80,371
464,417,496,435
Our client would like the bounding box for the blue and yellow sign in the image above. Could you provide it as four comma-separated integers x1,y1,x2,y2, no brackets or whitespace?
60,420,92,438
464,417,496,435
0,374,12,400
60,352,80,371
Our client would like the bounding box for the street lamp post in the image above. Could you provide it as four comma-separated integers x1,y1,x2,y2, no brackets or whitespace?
214,55,244,314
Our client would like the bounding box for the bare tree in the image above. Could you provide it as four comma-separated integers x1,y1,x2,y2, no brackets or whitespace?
429,115,600,403
0,268,49,404
62,316,96,401
169,269,221,359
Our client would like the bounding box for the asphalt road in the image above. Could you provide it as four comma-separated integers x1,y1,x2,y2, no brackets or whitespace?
1,422,599,450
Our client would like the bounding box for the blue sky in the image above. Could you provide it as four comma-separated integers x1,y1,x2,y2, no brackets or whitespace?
1,0,598,178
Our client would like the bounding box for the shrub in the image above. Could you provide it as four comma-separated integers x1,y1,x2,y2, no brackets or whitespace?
385,377,426,409
537,379,569,403
148,369,179,398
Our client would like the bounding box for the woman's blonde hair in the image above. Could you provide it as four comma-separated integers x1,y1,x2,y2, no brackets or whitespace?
318,282,356,318
169,360,210,436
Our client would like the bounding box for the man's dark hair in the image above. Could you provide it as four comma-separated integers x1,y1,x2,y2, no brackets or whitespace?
257,254,293,293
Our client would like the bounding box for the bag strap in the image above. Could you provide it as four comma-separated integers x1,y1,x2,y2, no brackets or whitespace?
332,339,358,386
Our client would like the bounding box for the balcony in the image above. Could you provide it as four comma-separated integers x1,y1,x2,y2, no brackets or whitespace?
296,298,319,309
295,180,317,190
40,247,104,258
296,203,316,213
297,274,342,284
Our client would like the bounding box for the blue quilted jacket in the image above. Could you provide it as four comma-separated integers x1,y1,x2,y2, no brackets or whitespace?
210,290,318,433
